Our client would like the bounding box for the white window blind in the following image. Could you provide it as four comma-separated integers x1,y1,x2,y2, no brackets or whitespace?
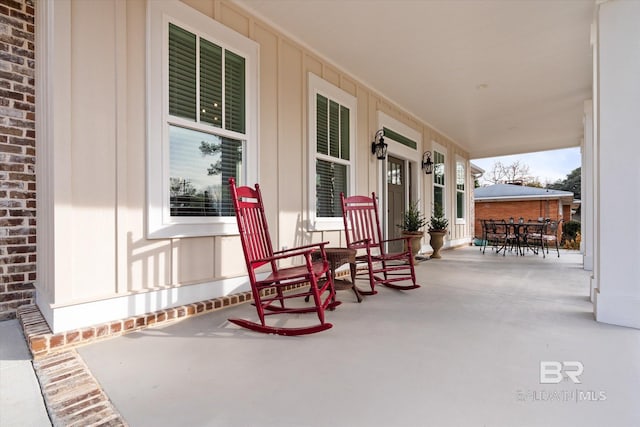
433,150,445,217
456,161,465,221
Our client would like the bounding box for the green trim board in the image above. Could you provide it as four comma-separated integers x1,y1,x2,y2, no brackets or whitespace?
383,127,417,150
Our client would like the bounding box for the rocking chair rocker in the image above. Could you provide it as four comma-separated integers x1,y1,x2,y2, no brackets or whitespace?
228,178,338,336
340,192,421,294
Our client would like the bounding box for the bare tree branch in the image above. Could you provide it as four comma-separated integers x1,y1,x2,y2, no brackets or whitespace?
483,160,541,186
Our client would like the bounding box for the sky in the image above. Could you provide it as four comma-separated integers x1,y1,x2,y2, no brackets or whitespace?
471,147,581,186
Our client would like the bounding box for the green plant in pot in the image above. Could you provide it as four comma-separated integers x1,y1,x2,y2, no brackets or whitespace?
397,201,427,257
428,206,449,259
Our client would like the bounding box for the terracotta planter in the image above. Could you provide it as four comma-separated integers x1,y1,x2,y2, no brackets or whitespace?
402,231,424,257
428,230,447,259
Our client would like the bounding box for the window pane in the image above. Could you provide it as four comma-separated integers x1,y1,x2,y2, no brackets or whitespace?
170,125,242,217
434,186,444,217
316,159,347,217
329,100,339,158
457,191,464,219
316,94,328,155
340,105,350,160
225,50,245,133
200,39,222,127
457,162,465,191
434,151,445,186
387,162,402,185
168,24,197,120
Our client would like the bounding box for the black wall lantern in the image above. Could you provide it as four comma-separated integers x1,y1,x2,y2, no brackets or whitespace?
422,151,434,174
371,129,387,160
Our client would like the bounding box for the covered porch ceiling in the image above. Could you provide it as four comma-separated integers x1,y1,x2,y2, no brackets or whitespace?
234,0,594,159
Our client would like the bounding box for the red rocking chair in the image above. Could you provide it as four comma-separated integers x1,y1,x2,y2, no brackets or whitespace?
340,192,421,294
228,178,338,336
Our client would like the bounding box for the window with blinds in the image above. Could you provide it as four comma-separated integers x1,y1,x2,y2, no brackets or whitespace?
433,150,445,217
147,0,258,237
167,23,246,217
456,161,465,221
315,93,350,218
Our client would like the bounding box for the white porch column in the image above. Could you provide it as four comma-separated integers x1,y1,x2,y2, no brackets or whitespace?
582,100,593,274
593,1,640,329
35,0,74,329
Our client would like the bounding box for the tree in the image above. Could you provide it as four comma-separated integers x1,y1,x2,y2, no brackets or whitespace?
170,177,196,196
548,167,581,199
199,140,222,176
484,160,542,187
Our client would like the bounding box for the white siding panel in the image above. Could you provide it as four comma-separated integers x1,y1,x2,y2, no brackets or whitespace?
70,0,117,300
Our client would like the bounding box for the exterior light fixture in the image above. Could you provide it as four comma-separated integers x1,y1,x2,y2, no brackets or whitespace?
422,151,434,174
371,129,387,160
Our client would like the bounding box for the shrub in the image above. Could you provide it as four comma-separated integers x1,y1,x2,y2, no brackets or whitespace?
563,232,581,250
398,201,428,232
563,220,581,242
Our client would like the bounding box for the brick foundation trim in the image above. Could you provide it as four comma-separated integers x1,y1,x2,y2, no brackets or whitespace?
17,289,259,357
16,278,348,424
16,283,320,358
17,286,297,426
33,350,127,426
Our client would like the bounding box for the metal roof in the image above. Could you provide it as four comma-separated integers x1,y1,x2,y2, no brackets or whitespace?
474,184,573,200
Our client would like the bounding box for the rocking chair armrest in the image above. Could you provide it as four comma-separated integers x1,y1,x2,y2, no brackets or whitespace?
252,250,313,265
253,242,329,265
349,238,372,247
272,241,328,256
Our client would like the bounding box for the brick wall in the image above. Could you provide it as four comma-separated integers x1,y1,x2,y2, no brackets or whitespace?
562,204,572,223
474,199,561,239
0,0,36,321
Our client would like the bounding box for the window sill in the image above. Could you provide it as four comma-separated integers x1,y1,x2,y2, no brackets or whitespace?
306,218,344,232
147,220,239,239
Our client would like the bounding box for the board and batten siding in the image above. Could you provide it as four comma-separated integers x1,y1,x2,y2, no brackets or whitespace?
34,0,471,332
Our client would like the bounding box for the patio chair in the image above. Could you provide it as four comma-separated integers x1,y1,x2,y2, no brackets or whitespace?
482,219,509,256
542,220,561,258
522,220,545,256
228,178,338,336
478,219,488,251
340,192,420,294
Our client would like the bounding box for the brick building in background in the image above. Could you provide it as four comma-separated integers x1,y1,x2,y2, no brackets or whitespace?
0,0,36,321
474,184,576,240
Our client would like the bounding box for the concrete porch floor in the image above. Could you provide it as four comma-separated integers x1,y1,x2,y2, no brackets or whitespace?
76,246,640,427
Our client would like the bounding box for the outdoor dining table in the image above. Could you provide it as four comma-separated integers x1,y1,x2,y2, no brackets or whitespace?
482,219,546,256
507,221,546,256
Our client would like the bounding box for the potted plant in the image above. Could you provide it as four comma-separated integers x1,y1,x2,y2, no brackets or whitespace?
397,201,428,257
428,206,449,259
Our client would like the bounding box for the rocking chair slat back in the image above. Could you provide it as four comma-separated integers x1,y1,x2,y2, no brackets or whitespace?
341,193,383,249
229,179,274,270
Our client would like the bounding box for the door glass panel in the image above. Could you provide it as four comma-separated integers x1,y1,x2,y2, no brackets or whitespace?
387,156,405,253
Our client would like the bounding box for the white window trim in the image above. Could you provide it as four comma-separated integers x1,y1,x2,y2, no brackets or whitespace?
307,73,356,231
146,0,259,238
432,142,447,219
455,155,466,225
